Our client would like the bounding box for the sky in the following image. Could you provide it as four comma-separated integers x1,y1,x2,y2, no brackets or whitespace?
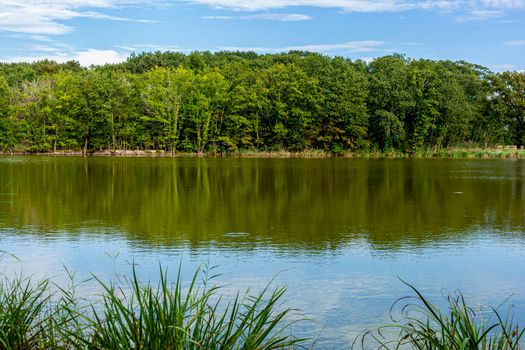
0,0,524,71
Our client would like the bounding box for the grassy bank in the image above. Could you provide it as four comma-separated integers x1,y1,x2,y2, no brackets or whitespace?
1,147,525,159
0,264,523,349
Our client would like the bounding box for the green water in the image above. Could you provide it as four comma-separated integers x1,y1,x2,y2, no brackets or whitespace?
1,157,524,347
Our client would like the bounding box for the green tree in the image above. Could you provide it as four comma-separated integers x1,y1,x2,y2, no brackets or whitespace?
138,67,193,151
406,60,439,151
301,55,369,152
368,55,411,150
262,63,319,150
486,72,525,148
220,61,269,151
180,69,229,153
0,76,15,150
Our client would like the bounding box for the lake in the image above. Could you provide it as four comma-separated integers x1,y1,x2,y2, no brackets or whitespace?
0,156,524,348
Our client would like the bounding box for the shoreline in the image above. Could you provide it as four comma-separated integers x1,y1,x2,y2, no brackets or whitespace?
0,147,524,159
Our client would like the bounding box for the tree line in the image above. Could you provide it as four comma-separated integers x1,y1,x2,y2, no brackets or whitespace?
0,51,524,154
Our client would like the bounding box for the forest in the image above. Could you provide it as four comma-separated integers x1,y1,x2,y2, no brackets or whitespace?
0,51,524,154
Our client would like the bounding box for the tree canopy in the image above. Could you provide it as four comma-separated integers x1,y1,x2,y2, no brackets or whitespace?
0,51,523,153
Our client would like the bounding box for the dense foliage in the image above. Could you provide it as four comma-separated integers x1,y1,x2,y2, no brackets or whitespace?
0,51,524,153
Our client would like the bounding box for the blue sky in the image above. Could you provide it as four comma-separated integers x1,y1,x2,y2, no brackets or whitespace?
0,0,524,70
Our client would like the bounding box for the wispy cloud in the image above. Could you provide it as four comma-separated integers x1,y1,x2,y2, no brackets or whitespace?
504,40,525,46
492,63,524,72
78,11,158,23
2,0,524,38
189,0,525,21
201,15,235,19
457,9,504,21
116,44,194,52
202,12,312,20
1,34,130,66
190,0,458,12
481,0,524,8
18,44,70,53
1,33,55,42
1,48,128,66
0,1,156,35
2,40,198,64
493,63,518,71
219,40,388,53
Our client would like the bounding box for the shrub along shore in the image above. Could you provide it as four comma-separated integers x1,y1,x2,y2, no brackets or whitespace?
1,147,525,159
0,263,523,349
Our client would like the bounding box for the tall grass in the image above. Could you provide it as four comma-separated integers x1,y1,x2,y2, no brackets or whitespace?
357,280,524,350
0,264,305,350
0,275,50,349
0,260,523,349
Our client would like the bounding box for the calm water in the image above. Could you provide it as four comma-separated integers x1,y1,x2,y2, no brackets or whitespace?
1,157,524,348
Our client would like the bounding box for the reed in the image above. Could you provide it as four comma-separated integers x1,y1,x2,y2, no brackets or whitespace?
66,265,304,349
356,280,524,350
0,263,305,350
0,260,523,349
0,274,50,349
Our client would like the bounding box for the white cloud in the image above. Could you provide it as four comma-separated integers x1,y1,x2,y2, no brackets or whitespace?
201,15,235,19
219,40,387,53
20,44,69,53
74,49,128,65
2,49,128,66
116,44,194,52
189,0,525,20
2,33,55,42
202,12,312,20
242,13,312,20
359,56,375,63
493,63,518,71
1,0,524,38
456,9,504,21
504,40,525,46
481,0,524,8
78,11,158,23
190,0,459,12
492,64,524,72
0,0,156,35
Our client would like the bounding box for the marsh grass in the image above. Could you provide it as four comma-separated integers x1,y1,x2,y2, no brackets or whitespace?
0,263,306,350
0,256,523,350
356,280,524,350
0,274,50,349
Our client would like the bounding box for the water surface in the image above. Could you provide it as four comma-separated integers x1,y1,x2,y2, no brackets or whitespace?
1,157,524,348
